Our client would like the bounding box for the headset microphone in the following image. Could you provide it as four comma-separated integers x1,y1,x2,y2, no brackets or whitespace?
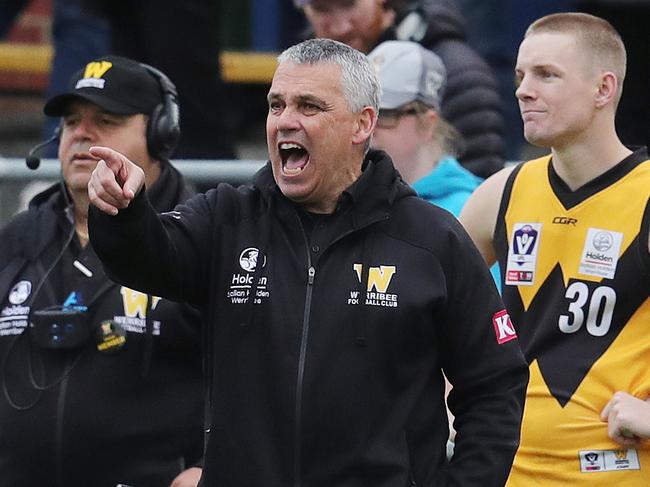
25,125,61,170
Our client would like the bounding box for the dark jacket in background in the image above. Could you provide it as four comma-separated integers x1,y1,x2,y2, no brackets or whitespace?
0,163,203,487
381,0,506,178
90,149,528,486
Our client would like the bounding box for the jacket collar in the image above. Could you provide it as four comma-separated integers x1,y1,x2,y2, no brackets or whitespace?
253,149,414,224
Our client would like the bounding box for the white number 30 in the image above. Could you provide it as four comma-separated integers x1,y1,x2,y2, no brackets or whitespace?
558,282,616,337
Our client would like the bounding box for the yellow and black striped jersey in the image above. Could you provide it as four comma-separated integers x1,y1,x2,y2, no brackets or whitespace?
495,149,650,486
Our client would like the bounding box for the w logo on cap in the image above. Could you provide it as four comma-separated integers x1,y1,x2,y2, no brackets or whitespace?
83,61,113,79
76,61,113,90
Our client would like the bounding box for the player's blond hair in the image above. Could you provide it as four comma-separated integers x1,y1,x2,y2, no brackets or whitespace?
526,12,626,107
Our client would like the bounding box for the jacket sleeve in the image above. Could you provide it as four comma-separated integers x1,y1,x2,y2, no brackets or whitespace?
434,39,506,179
88,186,216,309
436,219,528,486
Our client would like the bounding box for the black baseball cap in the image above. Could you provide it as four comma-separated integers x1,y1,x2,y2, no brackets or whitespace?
44,55,162,117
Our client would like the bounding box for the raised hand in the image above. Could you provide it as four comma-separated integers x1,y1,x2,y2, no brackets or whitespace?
88,146,145,215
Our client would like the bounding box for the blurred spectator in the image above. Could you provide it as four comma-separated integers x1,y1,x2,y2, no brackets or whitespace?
295,0,506,179
369,39,500,290
1,0,110,157
369,40,480,216
86,0,237,160
0,0,29,36
576,0,650,151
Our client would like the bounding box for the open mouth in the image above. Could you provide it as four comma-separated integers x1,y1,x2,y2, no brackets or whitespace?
279,142,309,175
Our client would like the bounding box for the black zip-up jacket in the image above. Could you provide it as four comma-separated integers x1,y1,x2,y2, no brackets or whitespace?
379,1,506,178
0,163,203,487
90,150,528,486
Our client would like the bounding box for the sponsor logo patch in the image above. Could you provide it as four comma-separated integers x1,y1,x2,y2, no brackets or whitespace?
227,248,270,305
579,449,640,473
578,228,623,279
492,310,517,344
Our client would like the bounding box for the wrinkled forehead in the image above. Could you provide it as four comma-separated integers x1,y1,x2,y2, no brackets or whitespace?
269,61,343,98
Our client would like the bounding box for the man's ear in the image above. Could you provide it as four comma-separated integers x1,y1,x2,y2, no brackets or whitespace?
352,106,377,146
595,71,618,109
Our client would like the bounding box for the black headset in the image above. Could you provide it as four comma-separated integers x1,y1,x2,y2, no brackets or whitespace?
140,62,181,161
26,61,181,169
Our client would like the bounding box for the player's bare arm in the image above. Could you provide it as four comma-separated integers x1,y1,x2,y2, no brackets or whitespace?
459,166,516,267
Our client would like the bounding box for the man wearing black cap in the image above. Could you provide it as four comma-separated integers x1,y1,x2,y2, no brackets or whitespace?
0,55,204,487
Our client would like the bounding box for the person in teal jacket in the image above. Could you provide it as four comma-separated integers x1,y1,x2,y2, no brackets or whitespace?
369,40,499,286
369,40,483,219
369,40,500,292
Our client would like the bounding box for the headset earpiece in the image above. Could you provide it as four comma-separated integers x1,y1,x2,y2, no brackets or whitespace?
139,63,181,160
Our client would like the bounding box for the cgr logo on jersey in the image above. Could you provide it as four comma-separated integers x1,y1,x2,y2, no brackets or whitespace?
492,310,517,344
227,247,271,305
505,222,542,286
347,264,398,307
75,61,113,89
112,287,162,335
552,216,577,225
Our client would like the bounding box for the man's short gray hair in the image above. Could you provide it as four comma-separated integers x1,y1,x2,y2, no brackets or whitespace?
278,38,380,114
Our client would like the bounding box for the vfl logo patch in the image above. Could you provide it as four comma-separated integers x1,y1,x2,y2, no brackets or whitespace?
505,222,542,286
492,310,517,344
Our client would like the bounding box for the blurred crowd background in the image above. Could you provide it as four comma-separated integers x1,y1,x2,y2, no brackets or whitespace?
0,0,648,216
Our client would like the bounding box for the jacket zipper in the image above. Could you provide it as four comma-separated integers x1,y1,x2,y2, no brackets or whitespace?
294,264,315,487
55,362,71,487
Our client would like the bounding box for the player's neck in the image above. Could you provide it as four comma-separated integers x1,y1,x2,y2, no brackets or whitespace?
550,127,631,192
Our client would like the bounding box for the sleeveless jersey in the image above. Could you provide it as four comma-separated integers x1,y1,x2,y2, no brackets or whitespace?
495,150,650,486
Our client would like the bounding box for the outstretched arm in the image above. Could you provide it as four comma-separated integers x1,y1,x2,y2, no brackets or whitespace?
601,392,650,446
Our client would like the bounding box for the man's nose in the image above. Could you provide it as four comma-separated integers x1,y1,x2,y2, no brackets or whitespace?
275,106,301,132
515,76,535,101
67,119,96,139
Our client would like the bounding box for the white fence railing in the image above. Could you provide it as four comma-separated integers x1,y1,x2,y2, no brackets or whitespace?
0,158,266,225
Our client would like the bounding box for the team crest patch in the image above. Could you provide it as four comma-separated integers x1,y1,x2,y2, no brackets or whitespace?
347,264,398,308
505,223,541,286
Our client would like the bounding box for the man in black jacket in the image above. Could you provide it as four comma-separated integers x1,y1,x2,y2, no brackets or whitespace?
0,56,203,487
294,0,505,179
88,39,528,486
